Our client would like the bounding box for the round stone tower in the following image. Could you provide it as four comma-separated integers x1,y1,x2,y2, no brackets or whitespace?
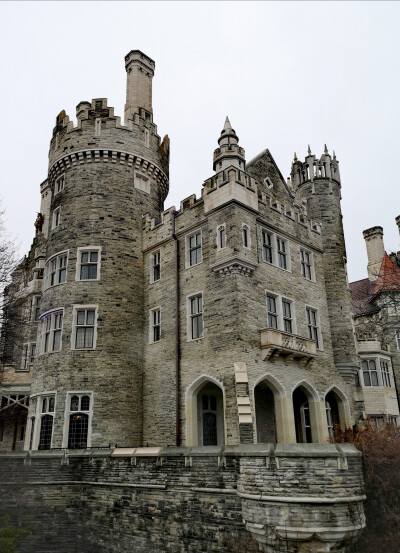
28,51,169,449
291,146,359,383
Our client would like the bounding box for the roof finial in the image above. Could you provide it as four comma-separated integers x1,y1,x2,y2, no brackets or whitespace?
294,152,298,161
324,144,328,154
308,144,312,155
224,116,232,132
333,150,336,159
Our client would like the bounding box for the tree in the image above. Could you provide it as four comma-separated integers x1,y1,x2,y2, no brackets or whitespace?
0,515,32,553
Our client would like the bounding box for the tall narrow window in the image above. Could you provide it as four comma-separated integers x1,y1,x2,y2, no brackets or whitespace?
396,331,400,350
300,249,313,280
74,308,96,349
242,225,249,248
362,360,379,386
188,232,202,267
37,395,55,450
29,295,41,321
217,225,226,249
151,251,161,282
150,308,161,343
262,231,273,263
40,310,63,353
380,361,391,387
306,307,320,348
52,207,61,229
188,294,203,340
282,299,293,333
277,237,287,269
67,394,91,449
45,252,68,288
266,295,278,329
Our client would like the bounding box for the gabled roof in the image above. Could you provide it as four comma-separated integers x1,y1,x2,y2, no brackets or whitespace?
349,252,400,316
373,252,400,294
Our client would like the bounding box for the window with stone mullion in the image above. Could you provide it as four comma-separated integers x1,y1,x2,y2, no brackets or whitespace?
190,295,203,339
277,238,287,269
362,360,379,386
282,300,293,333
262,231,273,263
266,295,278,329
189,233,202,266
306,307,319,348
301,249,312,280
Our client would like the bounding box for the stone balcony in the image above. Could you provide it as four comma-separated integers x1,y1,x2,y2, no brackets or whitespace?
260,328,317,366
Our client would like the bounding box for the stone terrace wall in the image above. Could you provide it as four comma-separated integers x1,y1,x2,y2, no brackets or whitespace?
0,444,365,553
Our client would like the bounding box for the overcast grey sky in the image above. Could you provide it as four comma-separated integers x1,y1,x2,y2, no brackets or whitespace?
0,1,399,282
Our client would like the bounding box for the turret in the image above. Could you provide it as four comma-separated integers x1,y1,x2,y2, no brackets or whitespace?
26,51,169,451
124,50,155,122
292,146,358,381
363,226,385,281
203,118,257,213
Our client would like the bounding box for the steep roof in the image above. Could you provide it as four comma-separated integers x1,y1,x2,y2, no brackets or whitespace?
349,278,376,316
373,252,400,293
349,252,400,316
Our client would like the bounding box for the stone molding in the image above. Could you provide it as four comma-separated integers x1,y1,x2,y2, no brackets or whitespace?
48,149,169,202
211,257,257,277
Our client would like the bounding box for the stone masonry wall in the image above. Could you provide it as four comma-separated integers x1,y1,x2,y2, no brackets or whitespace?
0,444,365,553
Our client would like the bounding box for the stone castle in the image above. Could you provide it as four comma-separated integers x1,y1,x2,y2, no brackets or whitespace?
1,50,399,553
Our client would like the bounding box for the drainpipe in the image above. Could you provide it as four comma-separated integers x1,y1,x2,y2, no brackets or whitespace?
172,211,181,446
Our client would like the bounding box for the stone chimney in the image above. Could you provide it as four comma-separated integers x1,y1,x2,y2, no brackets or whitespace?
363,226,385,281
124,50,155,122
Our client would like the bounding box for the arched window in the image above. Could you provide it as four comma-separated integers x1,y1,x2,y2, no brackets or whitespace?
325,390,345,442
187,378,225,446
255,381,276,444
293,387,313,443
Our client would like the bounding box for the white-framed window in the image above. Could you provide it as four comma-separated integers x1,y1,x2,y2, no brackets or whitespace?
39,309,63,354
72,306,98,350
20,342,36,371
76,247,101,281
150,251,161,283
362,359,379,386
134,172,150,194
261,229,290,271
27,393,56,450
52,206,61,229
186,230,202,268
306,306,321,349
266,293,296,334
29,295,41,321
55,174,65,194
217,224,226,250
45,251,68,289
380,360,392,387
187,293,203,340
242,224,250,249
300,248,313,280
150,307,161,343
63,392,93,449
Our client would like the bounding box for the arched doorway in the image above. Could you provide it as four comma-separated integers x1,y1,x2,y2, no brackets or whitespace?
196,381,224,446
255,381,276,444
293,386,313,443
325,390,343,442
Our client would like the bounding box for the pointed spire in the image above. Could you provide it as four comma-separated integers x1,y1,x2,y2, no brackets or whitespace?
294,152,298,162
333,150,336,159
308,144,312,155
324,144,328,154
224,116,232,132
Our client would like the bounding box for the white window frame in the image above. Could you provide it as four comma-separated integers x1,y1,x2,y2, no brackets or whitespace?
242,223,251,249
265,291,296,334
187,292,204,341
361,359,379,387
185,229,203,268
149,307,161,343
134,172,150,194
150,250,161,283
261,228,291,271
75,247,101,281
62,391,93,449
27,392,57,451
44,251,68,289
71,305,98,350
54,174,65,195
52,206,61,229
38,309,64,354
216,224,226,250
300,247,314,281
20,342,36,372
305,305,322,350
380,359,392,388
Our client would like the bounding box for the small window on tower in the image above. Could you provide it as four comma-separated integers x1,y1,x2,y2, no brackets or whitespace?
76,247,101,281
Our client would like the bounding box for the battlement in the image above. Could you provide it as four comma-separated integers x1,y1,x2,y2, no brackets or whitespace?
290,145,341,189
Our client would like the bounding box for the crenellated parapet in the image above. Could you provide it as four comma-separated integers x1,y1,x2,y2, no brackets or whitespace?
290,145,341,190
